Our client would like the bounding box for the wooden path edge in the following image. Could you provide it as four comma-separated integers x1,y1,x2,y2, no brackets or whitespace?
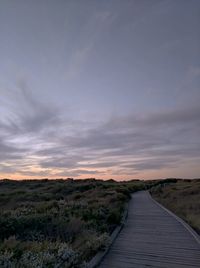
148,191,200,245
87,202,129,268
87,190,200,268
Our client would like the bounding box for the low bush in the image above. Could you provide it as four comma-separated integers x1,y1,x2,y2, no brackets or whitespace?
0,178,144,267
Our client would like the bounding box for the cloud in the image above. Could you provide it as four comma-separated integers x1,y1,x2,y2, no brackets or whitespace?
60,105,200,156
80,161,120,168
1,84,200,179
65,10,114,80
0,82,63,175
40,155,82,169
0,139,27,162
123,157,178,171
53,105,200,174
16,80,61,134
1,80,61,138
52,169,103,178
0,164,18,174
44,105,199,175
65,43,93,80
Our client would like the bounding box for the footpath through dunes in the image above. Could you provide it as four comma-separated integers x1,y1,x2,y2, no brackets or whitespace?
98,191,200,268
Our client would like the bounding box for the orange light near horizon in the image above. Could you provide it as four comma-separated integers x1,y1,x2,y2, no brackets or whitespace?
1,162,199,181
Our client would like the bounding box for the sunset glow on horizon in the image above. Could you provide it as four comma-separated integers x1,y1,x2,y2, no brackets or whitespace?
0,0,200,181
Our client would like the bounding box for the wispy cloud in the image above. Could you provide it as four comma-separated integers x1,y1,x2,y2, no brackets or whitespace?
65,10,114,80
1,79,200,179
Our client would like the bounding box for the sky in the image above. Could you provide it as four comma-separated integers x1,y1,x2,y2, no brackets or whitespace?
0,0,200,180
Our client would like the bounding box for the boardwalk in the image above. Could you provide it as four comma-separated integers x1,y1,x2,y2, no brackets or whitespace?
99,191,200,268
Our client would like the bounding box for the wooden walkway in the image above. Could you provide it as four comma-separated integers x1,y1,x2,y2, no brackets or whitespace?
99,191,200,268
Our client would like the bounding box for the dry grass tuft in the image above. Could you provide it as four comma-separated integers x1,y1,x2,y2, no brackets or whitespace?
151,179,200,234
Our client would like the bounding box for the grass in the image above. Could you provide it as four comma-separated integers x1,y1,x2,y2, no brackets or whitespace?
0,178,145,267
150,179,200,235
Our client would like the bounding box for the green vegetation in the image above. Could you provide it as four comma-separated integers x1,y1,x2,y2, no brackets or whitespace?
150,179,200,235
0,178,145,267
1,178,198,266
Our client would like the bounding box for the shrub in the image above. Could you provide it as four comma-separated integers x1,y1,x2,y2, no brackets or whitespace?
0,178,145,266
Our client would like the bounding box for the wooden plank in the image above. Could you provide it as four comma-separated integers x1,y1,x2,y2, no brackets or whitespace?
98,191,200,268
